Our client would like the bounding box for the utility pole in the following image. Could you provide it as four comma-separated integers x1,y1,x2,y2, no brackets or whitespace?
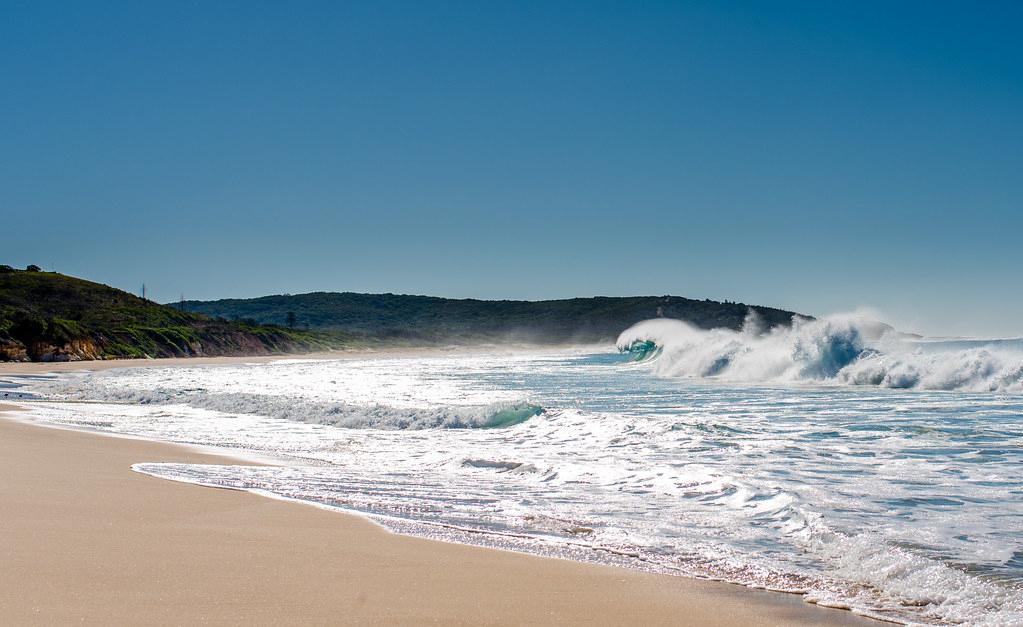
142,283,146,300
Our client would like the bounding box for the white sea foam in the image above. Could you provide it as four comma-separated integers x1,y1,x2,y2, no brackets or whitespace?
11,347,1023,625
27,359,542,429
617,314,1023,391
54,388,540,429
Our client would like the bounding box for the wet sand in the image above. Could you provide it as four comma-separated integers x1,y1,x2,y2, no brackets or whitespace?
0,378,877,626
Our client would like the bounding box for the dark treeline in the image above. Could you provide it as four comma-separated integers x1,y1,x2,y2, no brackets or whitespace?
178,292,805,345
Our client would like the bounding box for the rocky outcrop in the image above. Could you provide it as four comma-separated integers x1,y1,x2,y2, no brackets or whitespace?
28,338,102,362
0,338,29,362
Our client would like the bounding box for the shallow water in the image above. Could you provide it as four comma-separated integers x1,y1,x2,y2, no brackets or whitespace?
8,344,1023,625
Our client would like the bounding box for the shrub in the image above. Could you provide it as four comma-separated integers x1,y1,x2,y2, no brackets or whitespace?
10,312,47,340
46,318,84,345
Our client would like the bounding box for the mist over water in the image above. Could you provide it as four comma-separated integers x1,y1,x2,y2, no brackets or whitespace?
7,325,1023,625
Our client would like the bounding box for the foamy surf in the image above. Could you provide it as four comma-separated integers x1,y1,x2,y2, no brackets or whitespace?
10,345,1023,625
618,314,1023,392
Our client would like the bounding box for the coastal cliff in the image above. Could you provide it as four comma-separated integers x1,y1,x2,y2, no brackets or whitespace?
0,266,342,362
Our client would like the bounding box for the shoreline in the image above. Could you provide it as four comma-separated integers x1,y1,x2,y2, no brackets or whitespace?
0,344,605,375
0,400,878,625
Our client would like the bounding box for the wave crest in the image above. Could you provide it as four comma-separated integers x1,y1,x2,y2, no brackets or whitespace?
617,314,1023,392
35,380,542,429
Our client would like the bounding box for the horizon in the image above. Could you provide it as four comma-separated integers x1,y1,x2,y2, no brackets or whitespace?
4,2,1021,337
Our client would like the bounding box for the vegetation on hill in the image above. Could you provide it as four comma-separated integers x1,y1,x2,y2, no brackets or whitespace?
178,292,804,345
0,263,805,362
0,266,344,361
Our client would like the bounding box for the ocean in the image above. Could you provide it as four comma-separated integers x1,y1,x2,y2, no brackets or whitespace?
5,315,1023,625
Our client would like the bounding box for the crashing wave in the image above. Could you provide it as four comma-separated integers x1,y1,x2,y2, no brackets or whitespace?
617,314,1023,392
621,339,661,361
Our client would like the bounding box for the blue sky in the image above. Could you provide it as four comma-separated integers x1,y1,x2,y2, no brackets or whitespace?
3,2,1021,336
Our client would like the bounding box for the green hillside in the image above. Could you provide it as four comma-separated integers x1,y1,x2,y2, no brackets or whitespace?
178,292,804,344
0,266,344,362
0,264,806,362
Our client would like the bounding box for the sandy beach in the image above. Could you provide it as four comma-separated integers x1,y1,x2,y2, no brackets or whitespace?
0,367,877,627
0,349,433,375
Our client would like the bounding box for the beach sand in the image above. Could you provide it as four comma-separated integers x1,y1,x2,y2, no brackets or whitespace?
0,361,877,626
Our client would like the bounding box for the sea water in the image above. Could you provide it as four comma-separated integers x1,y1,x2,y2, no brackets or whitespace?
5,315,1023,625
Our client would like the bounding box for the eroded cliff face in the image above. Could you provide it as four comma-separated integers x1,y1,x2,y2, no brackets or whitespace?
1,335,120,362
0,337,104,362
0,332,318,362
29,338,103,362
0,338,29,362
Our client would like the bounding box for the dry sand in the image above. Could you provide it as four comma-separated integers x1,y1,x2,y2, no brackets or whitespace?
0,365,878,626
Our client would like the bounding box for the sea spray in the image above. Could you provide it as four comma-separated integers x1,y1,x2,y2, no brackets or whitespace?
617,314,1023,391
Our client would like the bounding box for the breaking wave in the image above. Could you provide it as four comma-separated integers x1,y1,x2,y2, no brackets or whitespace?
618,313,1023,392
34,381,542,430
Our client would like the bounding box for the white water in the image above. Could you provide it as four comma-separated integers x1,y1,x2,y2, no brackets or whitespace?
5,325,1023,626
618,314,1023,392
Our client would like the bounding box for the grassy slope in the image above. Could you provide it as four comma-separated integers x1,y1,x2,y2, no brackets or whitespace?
179,292,805,344
0,269,343,361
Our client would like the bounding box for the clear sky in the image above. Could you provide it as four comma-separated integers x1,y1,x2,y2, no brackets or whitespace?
3,2,1021,337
